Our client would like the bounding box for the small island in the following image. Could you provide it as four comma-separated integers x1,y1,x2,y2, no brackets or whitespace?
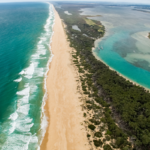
148,32,150,39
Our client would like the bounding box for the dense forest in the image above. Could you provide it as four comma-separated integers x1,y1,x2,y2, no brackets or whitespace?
54,2,150,150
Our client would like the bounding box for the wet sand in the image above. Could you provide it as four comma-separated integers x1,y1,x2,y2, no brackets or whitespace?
40,6,89,150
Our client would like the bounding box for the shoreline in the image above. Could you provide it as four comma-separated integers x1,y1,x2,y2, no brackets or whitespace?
93,27,150,91
92,48,150,91
40,6,89,150
39,3,55,149
93,23,150,91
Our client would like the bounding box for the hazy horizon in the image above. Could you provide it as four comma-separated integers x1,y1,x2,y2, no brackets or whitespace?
0,0,150,5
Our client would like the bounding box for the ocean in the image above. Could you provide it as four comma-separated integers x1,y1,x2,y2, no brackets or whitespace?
0,2,54,149
80,5,150,89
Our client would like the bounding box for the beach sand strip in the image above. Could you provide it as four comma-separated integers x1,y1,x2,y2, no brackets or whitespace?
40,6,89,150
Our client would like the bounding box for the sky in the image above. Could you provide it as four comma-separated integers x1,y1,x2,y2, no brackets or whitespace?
0,0,150,4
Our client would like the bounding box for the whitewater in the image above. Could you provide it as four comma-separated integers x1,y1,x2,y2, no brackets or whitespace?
0,2,54,150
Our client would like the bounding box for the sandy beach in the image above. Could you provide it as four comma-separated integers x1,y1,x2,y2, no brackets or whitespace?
40,7,89,150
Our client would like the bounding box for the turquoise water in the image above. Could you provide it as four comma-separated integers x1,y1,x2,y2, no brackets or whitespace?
0,2,54,149
95,31,150,88
80,5,150,89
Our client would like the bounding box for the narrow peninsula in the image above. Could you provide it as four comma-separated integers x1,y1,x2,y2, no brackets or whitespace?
54,2,150,150
42,3,150,150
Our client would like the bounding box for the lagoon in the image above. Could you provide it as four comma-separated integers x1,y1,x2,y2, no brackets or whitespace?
64,11,72,15
72,25,81,31
80,5,150,89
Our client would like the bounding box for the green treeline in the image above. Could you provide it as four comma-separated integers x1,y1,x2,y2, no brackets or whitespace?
55,4,150,150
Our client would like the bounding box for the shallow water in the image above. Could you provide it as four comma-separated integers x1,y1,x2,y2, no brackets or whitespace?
64,11,72,15
0,2,54,149
80,5,150,89
72,25,81,31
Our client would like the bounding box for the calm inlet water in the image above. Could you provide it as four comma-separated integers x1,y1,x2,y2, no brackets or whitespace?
80,5,150,89
0,2,54,149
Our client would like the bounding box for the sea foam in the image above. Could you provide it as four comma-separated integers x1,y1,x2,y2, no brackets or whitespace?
14,77,22,82
39,3,55,148
1,3,55,150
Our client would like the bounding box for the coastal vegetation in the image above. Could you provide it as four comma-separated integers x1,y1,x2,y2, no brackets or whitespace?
148,32,150,39
55,2,150,150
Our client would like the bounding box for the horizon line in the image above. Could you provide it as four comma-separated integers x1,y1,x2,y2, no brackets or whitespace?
0,0,150,5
